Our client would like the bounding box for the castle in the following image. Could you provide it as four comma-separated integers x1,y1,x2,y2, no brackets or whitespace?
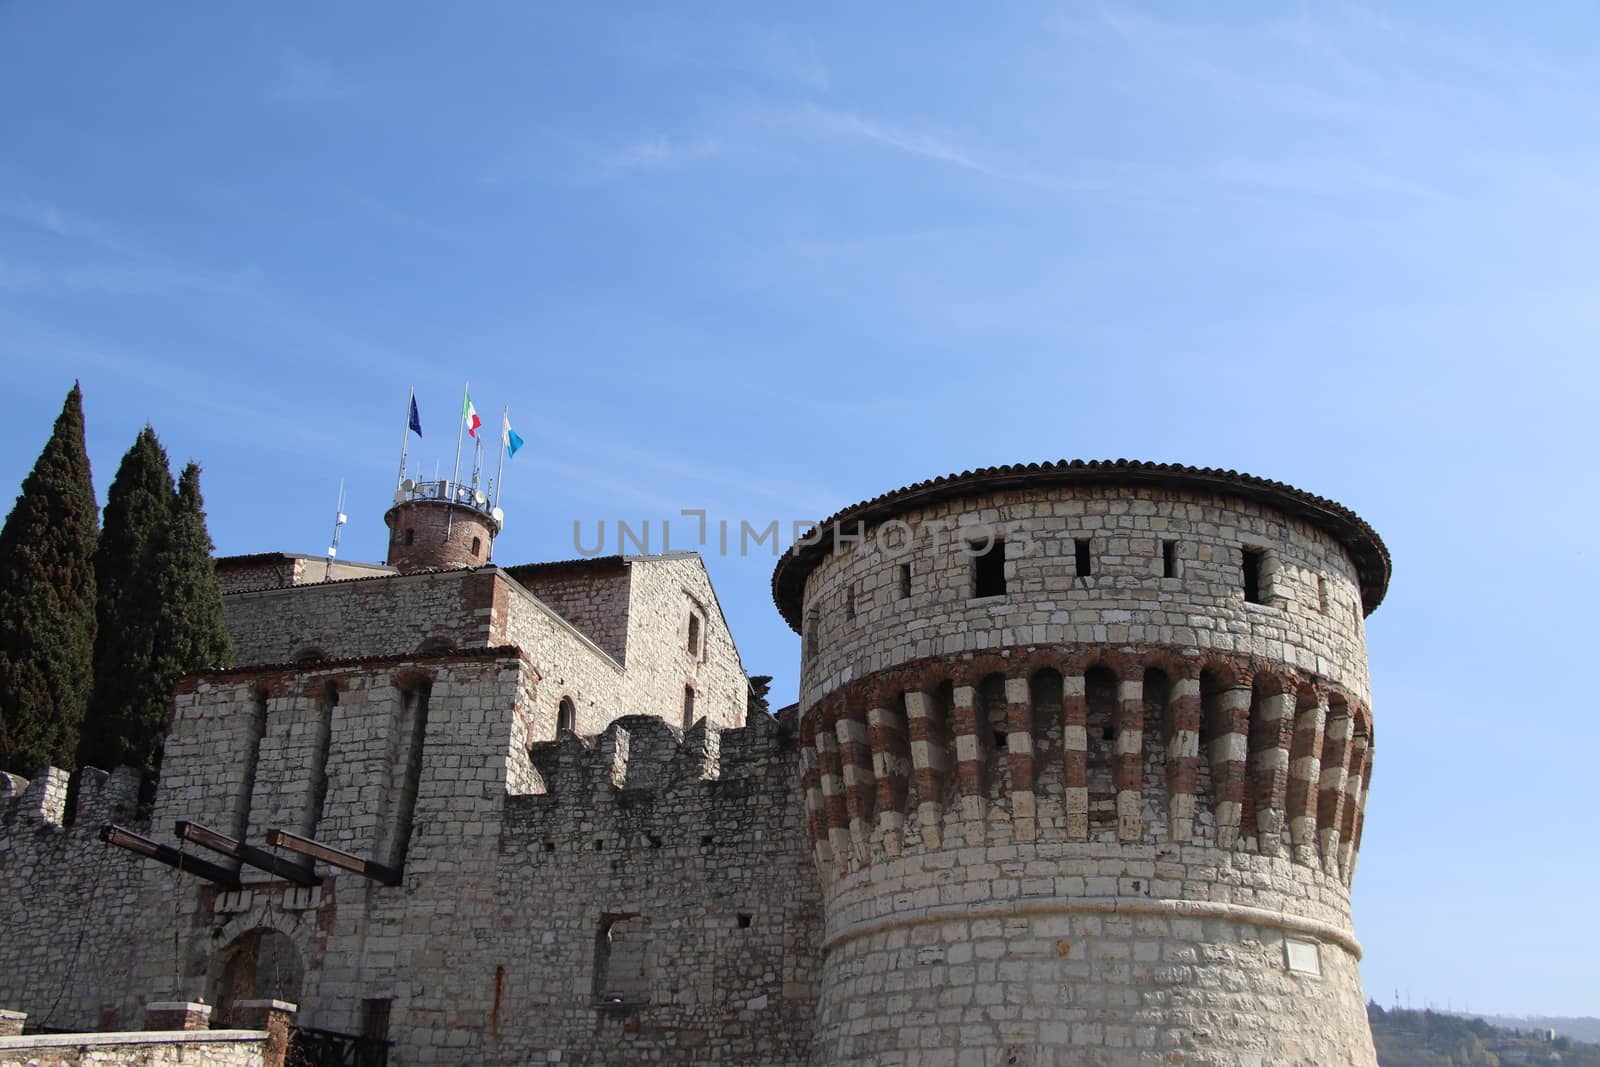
0,460,1388,1066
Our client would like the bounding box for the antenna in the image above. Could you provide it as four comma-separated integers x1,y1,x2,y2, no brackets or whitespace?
324,479,348,581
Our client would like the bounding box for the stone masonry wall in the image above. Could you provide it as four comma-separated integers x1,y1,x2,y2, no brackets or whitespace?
505,559,632,661
0,767,146,1031
495,712,821,1066
491,577,627,741
799,487,1372,710
125,649,536,1059
617,555,748,731
0,1033,268,1067
224,569,500,667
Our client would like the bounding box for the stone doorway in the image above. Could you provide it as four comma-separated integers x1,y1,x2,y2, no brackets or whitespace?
211,928,304,1026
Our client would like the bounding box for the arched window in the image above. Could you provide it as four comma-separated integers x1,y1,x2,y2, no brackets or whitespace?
403,528,415,546
470,536,482,558
557,697,575,737
687,613,701,657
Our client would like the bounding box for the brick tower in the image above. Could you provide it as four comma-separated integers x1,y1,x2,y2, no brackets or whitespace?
772,459,1388,1067
384,478,502,572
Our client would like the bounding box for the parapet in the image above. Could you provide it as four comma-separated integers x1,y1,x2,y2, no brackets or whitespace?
0,765,141,831
514,712,794,831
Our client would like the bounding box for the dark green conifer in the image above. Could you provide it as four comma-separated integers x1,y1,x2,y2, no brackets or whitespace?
154,461,233,684
79,428,174,773
0,384,99,775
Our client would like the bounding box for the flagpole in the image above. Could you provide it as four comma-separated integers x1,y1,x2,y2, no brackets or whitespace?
397,387,414,489
494,406,509,509
449,380,468,535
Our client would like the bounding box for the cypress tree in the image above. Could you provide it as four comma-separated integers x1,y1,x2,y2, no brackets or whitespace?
152,460,233,695
0,384,99,775
79,428,174,773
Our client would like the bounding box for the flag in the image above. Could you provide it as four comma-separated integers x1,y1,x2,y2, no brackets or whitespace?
463,393,481,438
504,414,524,458
408,396,422,437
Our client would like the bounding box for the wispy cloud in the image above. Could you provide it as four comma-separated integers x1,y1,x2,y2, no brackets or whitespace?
605,135,722,173
794,102,989,174
270,51,358,103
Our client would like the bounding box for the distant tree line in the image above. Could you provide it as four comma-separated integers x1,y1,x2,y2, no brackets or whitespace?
0,383,232,794
1371,1002,1600,1067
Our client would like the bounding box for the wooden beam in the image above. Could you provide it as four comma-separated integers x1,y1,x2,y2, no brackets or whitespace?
265,829,401,886
175,821,319,887
100,824,241,889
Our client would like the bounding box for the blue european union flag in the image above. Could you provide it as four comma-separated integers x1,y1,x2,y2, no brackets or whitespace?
408,396,422,437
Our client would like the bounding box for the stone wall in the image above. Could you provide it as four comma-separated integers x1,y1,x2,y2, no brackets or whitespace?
505,558,632,661
223,569,500,667
491,576,628,742
0,1032,269,1067
0,767,146,1031
798,487,1372,710
617,555,748,731
497,713,820,1066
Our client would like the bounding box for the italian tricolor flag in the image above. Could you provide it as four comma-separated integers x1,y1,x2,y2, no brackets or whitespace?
463,393,482,438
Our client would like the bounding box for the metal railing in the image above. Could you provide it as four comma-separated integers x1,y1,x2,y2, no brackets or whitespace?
391,479,500,522
288,1025,391,1067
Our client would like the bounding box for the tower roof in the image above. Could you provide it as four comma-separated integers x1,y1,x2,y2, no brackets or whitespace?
770,458,1391,632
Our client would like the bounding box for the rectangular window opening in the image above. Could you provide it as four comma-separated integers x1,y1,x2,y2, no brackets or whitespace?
682,685,696,729
686,613,701,657
897,563,911,600
972,539,1007,598
1075,538,1093,578
360,999,392,1043
736,913,753,929
1317,575,1329,613
845,585,856,620
1162,540,1177,579
1243,548,1265,604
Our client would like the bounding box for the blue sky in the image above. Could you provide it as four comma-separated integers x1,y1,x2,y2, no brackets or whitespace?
2,2,1597,1019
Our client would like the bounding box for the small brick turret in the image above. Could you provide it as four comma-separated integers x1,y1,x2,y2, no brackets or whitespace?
384,480,501,572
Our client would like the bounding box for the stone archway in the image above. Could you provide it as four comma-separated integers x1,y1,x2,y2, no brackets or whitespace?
211,927,304,1026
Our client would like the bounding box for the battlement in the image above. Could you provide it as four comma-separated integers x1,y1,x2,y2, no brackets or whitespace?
0,764,141,832
518,712,794,817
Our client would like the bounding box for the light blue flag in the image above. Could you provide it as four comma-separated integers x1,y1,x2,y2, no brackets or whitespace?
503,414,524,458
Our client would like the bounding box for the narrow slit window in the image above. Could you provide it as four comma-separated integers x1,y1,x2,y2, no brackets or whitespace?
1317,575,1329,613
403,528,415,546
1243,549,1265,604
682,685,696,728
1162,540,1177,579
845,585,856,620
470,536,481,558
897,563,911,600
1075,538,1093,577
557,697,575,736
972,539,1007,597
686,613,701,656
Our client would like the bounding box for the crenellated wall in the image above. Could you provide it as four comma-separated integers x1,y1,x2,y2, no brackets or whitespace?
490,712,821,1066
0,767,147,1031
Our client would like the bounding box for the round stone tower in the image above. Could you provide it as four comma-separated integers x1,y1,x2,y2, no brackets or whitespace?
384,479,502,572
772,459,1389,1067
